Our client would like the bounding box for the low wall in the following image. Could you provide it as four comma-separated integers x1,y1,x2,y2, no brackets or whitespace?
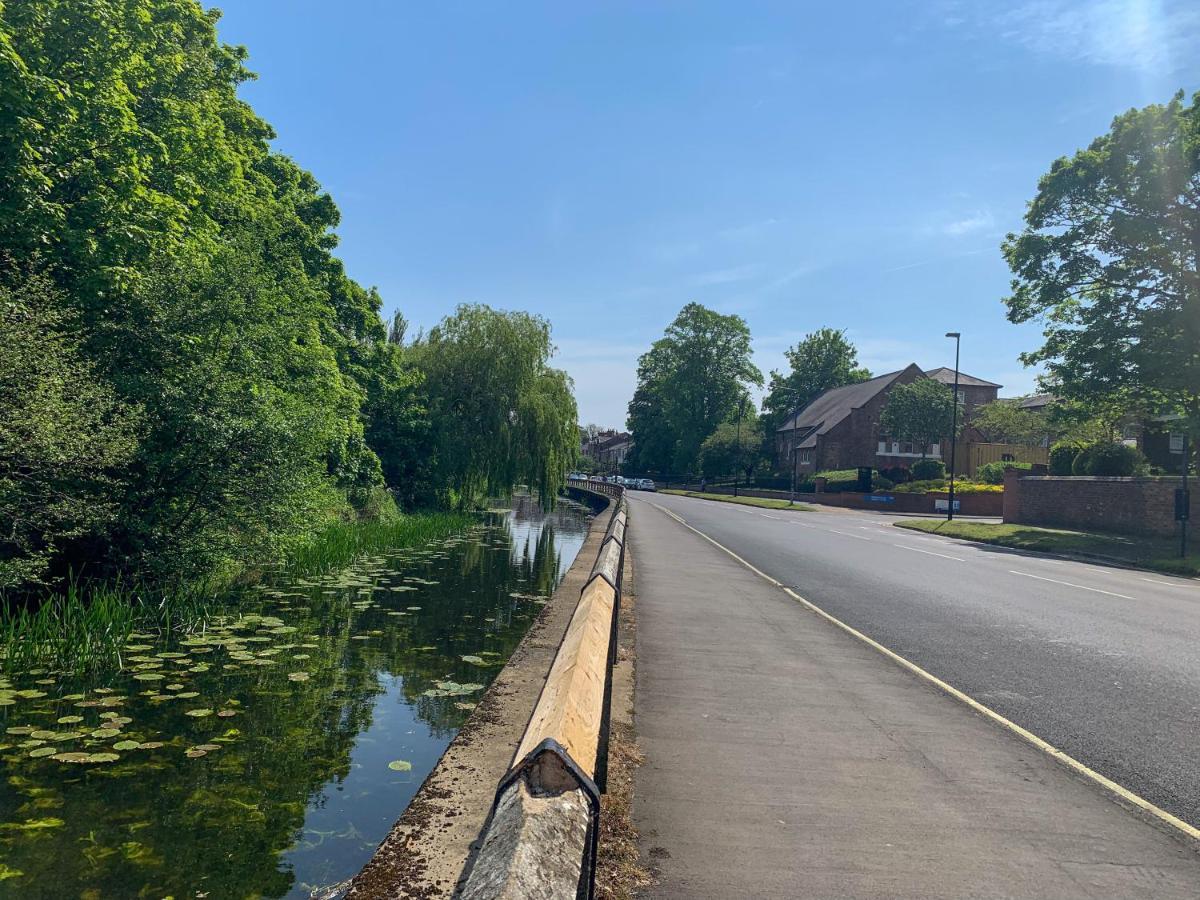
459,482,627,899
673,483,1003,517
1003,469,1181,537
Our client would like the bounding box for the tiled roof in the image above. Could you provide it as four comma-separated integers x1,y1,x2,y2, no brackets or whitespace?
776,369,911,441
923,367,1002,389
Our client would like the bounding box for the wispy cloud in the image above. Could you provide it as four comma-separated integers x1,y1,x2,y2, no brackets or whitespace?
942,210,994,236
948,0,1200,73
882,247,990,273
690,263,763,286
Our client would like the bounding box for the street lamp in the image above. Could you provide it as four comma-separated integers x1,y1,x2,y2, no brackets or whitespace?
945,332,961,522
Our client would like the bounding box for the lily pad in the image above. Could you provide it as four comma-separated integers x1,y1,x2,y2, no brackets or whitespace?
90,728,121,739
113,741,140,751
133,673,164,682
184,708,213,718
137,742,165,750
86,753,120,763
387,759,412,772
56,716,84,725
184,749,207,758
287,672,310,682
28,747,57,758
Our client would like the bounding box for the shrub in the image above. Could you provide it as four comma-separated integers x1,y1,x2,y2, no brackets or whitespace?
1049,441,1083,475
1072,442,1144,477
878,465,911,485
872,475,894,491
910,459,946,481
976,461,1033,485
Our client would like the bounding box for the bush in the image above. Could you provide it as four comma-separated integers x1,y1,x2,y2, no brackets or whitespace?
879,466,911,485
1049,441,1083,476
910,459,946,481
1072,442,1144,477
976,461,1033,485
872,475,894,491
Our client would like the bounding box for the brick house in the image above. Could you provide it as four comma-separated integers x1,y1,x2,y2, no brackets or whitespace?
581,429,633,470
776,364,1001,475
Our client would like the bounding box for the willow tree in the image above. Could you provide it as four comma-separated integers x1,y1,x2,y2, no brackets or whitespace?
411,305,578,508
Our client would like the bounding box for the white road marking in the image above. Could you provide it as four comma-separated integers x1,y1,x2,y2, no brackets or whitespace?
826,528,872,541
892,544,965,561
1140,576,1191,588
1009,570,1135,600
760,514,783,520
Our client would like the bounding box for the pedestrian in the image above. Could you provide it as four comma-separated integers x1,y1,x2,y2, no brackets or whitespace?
700,477,707,492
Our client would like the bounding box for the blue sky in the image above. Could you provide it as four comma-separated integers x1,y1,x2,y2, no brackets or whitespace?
215,1,1199,427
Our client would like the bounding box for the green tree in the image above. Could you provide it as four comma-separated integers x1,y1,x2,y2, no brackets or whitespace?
411,305,578,509
761,328,871,449
880,379,961,459
626,303,761,472
698,411,763,480
1003,90,1200,441
971,400,1050,445
0,274,139,589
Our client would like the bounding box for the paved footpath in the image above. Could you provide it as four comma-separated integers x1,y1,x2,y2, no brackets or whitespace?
628,497,1200,899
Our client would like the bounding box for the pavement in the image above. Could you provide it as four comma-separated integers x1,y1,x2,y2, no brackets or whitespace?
627,494,1200,898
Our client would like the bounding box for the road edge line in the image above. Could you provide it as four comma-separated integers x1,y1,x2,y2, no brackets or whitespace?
645,498,1200,845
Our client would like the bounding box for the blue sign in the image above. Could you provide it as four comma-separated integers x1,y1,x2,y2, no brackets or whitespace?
866,494,895,503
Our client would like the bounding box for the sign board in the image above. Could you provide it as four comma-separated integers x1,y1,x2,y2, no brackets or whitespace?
934,498,961,512
867,494,895,503
1177,489,1190,522
1169,433,1185,454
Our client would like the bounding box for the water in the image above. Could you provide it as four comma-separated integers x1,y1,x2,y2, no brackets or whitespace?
0,494,593,898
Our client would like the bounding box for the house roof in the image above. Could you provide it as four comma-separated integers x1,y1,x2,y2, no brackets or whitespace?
1018,393,1058,410
923,367,1002,389
776,368,912,445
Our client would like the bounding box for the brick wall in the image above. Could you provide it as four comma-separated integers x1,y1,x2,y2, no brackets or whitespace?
1003,470,1181,537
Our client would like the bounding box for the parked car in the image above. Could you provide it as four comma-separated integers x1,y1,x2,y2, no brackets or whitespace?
637,478,656,491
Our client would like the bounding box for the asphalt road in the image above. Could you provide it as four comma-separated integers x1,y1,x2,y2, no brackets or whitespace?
631,490,1200,829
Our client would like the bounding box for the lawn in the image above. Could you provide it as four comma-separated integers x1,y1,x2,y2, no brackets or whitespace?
659,489,816,512
894,520,1199,577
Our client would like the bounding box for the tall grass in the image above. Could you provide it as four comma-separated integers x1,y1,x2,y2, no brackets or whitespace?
284,511,473,577
1,512,474,674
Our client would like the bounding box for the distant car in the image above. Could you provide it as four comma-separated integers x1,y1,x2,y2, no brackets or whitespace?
637,478,656,491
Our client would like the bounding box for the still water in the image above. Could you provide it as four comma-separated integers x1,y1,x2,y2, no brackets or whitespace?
0,494,593,898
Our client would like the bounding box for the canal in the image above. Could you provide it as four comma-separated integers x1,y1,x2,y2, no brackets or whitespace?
0,494,594,898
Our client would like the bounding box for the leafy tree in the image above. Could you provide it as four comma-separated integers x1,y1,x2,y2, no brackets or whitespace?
0,274,139,589
761,328,871,450
698,411,763,480
411,305,578,509
880,379,961,459
971,400,1050,445
626,303,761,472
1003,90,1200,441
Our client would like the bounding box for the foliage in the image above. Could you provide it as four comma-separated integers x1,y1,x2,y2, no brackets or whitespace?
891,479,1002,494
976,461,1033,484
1002,90,1200,442
698,412,763,479
910,459,946,481
410,305,578,510
0,2,580,598
626,303,761,472
0,275,139,590
760,328,870,451
1071,442,1145,477
880,378,961,458
971,401,1050,445
1049,441,1085,476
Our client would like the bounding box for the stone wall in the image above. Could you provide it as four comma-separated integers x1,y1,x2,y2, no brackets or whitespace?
1002,470,1181,537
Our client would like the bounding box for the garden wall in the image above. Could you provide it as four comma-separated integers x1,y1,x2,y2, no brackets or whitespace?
674,484,1004,517
1002,470,1181,537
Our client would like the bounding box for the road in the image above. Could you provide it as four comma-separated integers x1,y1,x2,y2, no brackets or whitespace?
631,490,1200,829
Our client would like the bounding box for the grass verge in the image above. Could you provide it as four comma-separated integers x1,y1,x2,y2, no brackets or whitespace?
894,520,1199,577
659,489,815,511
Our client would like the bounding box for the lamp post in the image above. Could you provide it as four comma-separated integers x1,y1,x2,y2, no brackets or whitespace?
790,436,800,506
945,332,961,522
733,395,747,498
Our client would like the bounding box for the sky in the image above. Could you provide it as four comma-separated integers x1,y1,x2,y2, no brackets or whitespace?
214,0,1199,428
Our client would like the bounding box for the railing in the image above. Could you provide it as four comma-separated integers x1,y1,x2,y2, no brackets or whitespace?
459,482,627,899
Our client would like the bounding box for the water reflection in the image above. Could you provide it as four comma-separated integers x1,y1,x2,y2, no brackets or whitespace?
0,495,592,898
